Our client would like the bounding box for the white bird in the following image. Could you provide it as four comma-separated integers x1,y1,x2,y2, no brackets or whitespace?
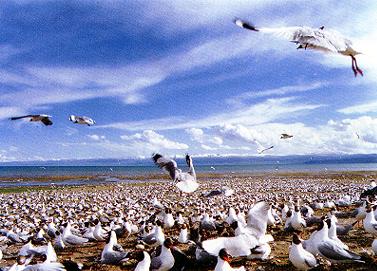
178,224,189,244
69,115,96,126
363,207,377,235
202,233,258,258
312,220,363,263
234,18,363,77
150,238,175,271
62,222,89,246
162,208,175,229
291,206,306,231
289,233,318,271
214,248,245,271
133,251,151,271
152,153,199,193
10,114,53,126
100,232,128,264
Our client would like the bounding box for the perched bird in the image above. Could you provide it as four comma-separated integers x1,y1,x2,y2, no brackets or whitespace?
100,233,128,265
152,153,199,193
214,248,245,271
234,18,363,77
10,114,53,126
69,115,95,126
131,251,151,271
314,220,364,263
281,133,293,139
363,207,377,235
289,233,318,271
150,238,175,271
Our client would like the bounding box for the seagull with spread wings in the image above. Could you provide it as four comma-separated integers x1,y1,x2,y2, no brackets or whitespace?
234,18,363,77
152,153,199,193
69,115,96,126
10,114,53,126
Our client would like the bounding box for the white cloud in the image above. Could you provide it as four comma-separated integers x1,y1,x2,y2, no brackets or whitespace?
99,97,322,131
0,106,26,120
338,101,377,115
227,82,324,105
121,130,188,150
87,134,106,141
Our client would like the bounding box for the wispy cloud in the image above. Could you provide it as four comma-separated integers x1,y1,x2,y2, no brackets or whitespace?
227,82,324,105
120,130,188,150
338,101,377,115
98,97,322,131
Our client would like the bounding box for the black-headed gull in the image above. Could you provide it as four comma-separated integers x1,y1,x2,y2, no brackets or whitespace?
234,18,363,77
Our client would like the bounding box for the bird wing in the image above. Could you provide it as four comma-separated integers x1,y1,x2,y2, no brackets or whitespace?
176,178,199,193
152,153,178,180
10,115,33,120
64,234,88,245
246,201,270,238
202,234,258,257
150,255,162,270
23,262,66,271
102,251,128,264
41,117,53,126
318,241,362,262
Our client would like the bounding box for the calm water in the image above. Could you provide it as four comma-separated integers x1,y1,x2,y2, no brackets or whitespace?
0,162,377,188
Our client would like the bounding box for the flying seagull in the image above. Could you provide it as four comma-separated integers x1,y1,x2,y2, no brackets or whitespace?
69,115,96,126
234,18,363,77
152,153,199,193
10,114,53,126
256,142,274,154
281,133,293,139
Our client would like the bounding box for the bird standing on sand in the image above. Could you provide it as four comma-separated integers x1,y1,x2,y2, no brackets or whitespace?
10,114,53,126
152,153,199,193
150,238,175,271
234,18,363,77
289,233,318,271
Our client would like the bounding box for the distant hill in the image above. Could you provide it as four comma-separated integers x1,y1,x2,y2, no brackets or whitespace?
1,154,377,166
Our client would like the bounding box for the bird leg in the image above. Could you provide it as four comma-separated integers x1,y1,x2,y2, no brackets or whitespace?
351,56,363,77
304,43,308,50
351,56,357,77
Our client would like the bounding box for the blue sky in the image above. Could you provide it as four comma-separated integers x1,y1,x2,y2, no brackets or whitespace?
1,0,377,161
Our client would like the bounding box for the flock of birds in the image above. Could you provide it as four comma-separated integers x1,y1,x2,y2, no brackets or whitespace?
1,155,377,270
10,115,95,127
0,17,368,271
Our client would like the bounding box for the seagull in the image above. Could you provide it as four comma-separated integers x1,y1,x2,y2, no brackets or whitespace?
257,144,274,154
214,248,246,271
10,114,53,126
150,238,175,271
152,153,199,193
131,251,151,271
314,220,364,263
69,115,96,126
281,133,293,139
363,206,377,235
289,233,318,271
100,233,128,265
234,18,363,77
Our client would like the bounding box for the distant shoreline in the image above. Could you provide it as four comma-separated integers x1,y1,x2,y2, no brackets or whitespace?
0,170,375,193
